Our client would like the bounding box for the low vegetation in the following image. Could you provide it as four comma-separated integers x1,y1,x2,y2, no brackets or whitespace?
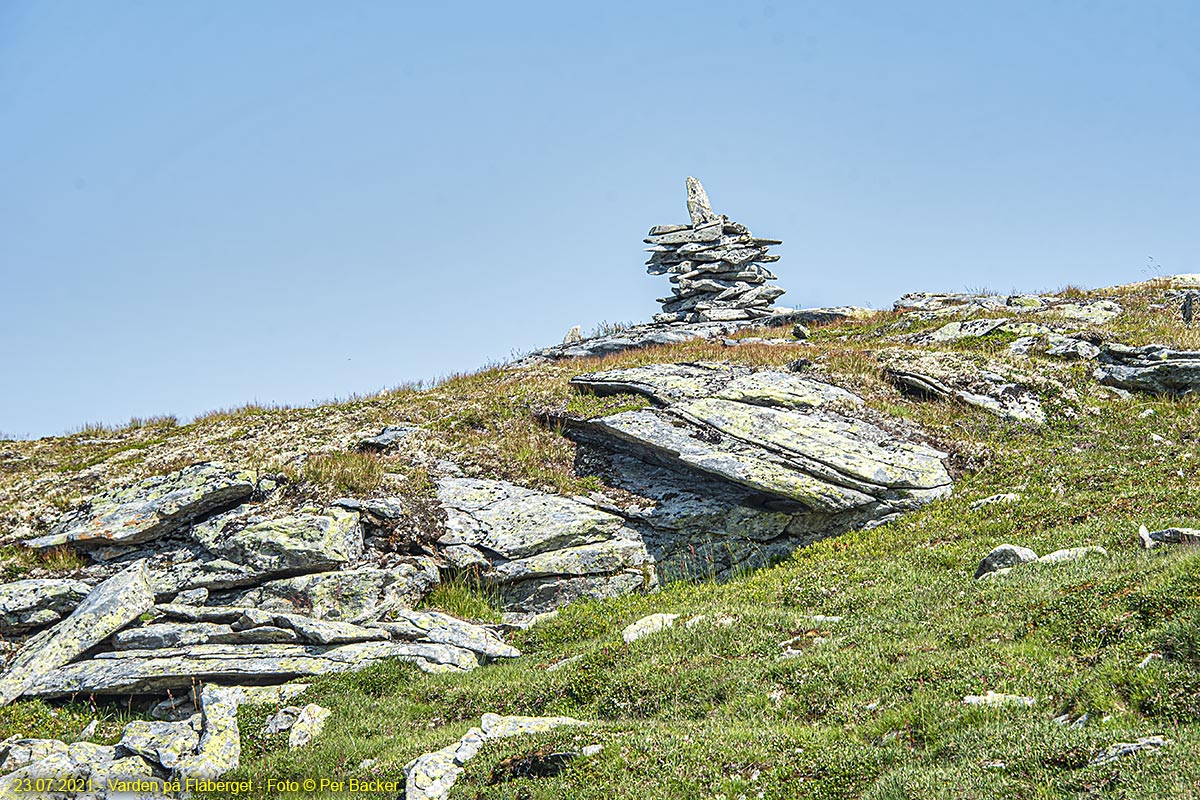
1,282,1198,797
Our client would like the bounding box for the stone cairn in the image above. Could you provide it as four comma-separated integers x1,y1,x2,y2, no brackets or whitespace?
646,177,786,323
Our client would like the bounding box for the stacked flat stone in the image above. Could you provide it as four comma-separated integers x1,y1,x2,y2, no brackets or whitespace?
647,177,785,323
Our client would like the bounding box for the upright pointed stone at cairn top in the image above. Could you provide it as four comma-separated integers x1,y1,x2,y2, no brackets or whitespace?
645,178,787,324
685,176,718,227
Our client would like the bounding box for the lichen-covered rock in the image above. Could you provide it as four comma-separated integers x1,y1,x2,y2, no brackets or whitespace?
0,560,154,706
572,363,861,410
192,507,363,575
480,712,587,738
962,691,1036,707
117,717,201,770
27,640,479,697
404,714,587,800
1138,525,1200,549
1095,344,1200,395
571,399,949,512
113,620,301,650
232,608,389,645
372,609,520,660
287,704,331,749
174,684,243,781
404,728,487,800
437,478,652,613
0,737,70,772
217,559,439,623
0,578,91,634
881,351,1048,424
974,544,1038,579
1037,546,1108,564
23,462,254,550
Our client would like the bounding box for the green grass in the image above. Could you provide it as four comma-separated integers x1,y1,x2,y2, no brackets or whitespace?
3,282,1199,798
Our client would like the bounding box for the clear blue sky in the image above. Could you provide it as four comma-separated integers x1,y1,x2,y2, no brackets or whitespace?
2,1,1198,438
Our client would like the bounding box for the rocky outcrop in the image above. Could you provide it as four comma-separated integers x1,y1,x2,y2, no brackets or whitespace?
0,561,154,706
524,363,954,588
894,292,1122,325
1094,344,1200,395
22,462,254,550
880,351,1048,424
647,178,786,324
216,560,439,622
0,578,91,634
437,478,652,614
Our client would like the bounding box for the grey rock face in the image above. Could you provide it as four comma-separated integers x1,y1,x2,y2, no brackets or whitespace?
881,351,1048,425
191,506,363,576
217,559,440,623
554,365,951,593
437,477,652,614
372,609,520,660
27,640,479,697
174,684,243,781
646,178,787,323
0,560,154,706
23,462,254,550
974,544,1038,579
0,578,91,634
1095,344,1200,395
117,717,201,770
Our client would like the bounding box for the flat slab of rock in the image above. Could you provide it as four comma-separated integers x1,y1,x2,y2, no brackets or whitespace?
0,578,91,634
27,640,479,697
1096,344,1200,395
373,609,519,660
23,462,254,550
217,559,440,623
571,400,948,514
0,560,154,706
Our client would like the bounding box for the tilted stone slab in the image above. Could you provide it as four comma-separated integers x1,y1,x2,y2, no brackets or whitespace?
27,640,480,697
0,560,154,706
1095,344,1200,395
678,397,948,493
573,365,864,414
24,462,254,550
571,406,947,513
0,578,91,634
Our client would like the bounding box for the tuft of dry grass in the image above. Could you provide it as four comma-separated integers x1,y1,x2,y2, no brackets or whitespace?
302,452,386,497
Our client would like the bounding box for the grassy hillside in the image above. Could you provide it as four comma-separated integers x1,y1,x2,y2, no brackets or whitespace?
2,281,1198,798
